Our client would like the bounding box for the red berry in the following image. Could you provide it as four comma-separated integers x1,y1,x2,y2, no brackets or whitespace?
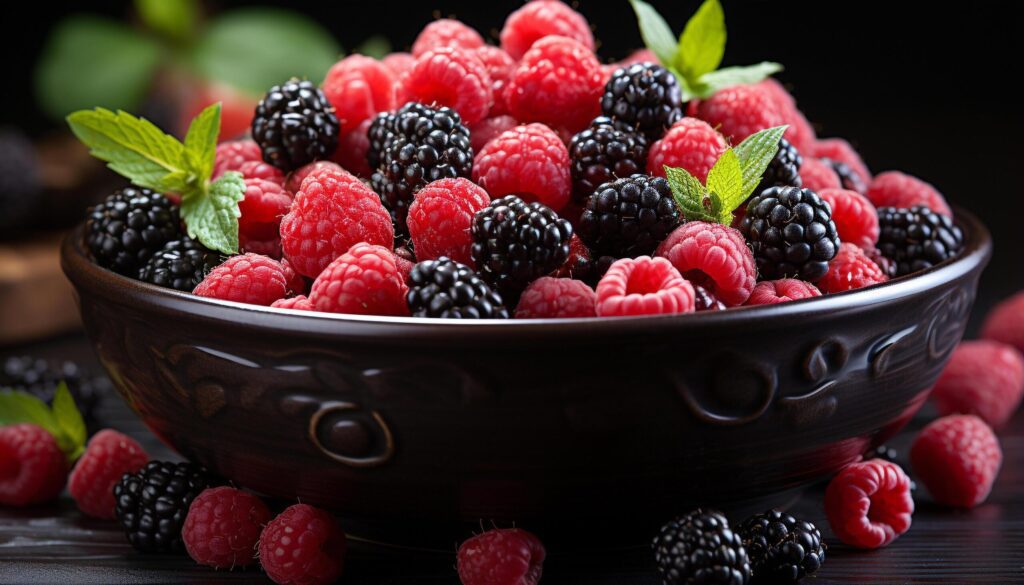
798,157,841,192
982,291,1024,356
515,277,596,318
818,188,879,250
182,82,256,142
911,414,1002,508
309,244,409,316
824,459,914,549
811,138,872,188
182,486,271,569
695,84,787,146
403,47,493,125
595,256,695,316
0,424,67,507
281,257,306,295
258,503,346,585
866,171,953,217
474,46,517,116
646,118,728,184
382,52,415,78
817,243,888,294
322,55,399,134
239,178,293,228
285,161,344,195
270,295,314,311
473,123,571,211
237,159,287,185
470,115,520,153
412,18,486,57
333,119,374,178
193,254,289,306
500,0,594,60
457,527,546,585
655,221,757,307
754,78,817,152
931,340,1024,429
280,167,394,278
67,429,148,519
213,140,263,180
407,178,490,265
745,279,822,306
239,220,283,260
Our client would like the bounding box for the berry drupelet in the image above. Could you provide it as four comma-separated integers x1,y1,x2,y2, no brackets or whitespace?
653,509,752,585
86,187,182,276
406,257,509,319
138,239,222,292
366,110,394,172
876,206,964,276
756,138,803,194
578,174,681,259
251,79,340,172
569,116,648,203
601,63,684,142
740,186,840,282
736,510,825,584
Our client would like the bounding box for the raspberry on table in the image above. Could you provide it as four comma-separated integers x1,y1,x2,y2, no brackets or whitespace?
236,159,287,185
515,276,596,318
600,63,683,142
745,279,822,306
470,115,519,153
646,118,728,184
818,243,888,294
138,238,222,292
695,84,787,146
193,253,290,306
182,486,271,569
0,424,67,507
332,120,374,178
270,295,314,311
500,0,594,60
322,55,399,134
382,52,415,78
258,503,347,585
407,178,491,265
251,79,340,172
457,527,546,585
736,509,825,583
866,171,953,217
68,429,148,519
285,161,345,194
653,509,751,585
406,257,509,318
212,139,263,180
473,123,572,211
824,459,914,549
595,256,695,316
412,18,486,57
402,47,493,125
910,414,1002,508
578,174,680,259
308,244,409,316
876,205,964,277
473,46,516,117
982,291,1024,356
569,117,648,203
812,138,871,190
656,221,757,306
0,357,105,427
818,188,879,250
798,157,842,192
86,187,182,276
931,340,1024,429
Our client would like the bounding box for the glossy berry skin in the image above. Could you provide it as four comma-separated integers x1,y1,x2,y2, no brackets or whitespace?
0,424,67,507
407,257,509,319
736,510,825,584
755,137,803,194
138,238,222,292
86,187,182,276
569,117,648,204
910,414,1002,508
457,527,546,585
182,486,271,569
824,459,914,549
259,504,347,585
578,174,680,259
251,79,340,172
600,63,683,142
740,186,840,282
876,206,964,277
68,429,149,519
652,509,751,585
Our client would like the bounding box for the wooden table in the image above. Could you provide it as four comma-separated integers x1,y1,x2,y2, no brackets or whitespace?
2,334,1022,584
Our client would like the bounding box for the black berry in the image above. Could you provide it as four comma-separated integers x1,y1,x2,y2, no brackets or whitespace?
578,174,681,259
877,206,964,276
600,63,684,142
823,158,868,194
366,110,394,173
653,509,752,585
138,238,223,292
756,138,803,194
736,510,825,584
252,79,340,172
740,186,840,282
86,187,182,276
406,257,508,319
569,116,647,203
694,285,726,312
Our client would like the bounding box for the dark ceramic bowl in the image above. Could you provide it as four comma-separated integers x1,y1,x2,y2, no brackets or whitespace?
62,210,990,541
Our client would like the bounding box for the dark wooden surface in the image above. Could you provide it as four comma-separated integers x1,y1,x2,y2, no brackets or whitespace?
2,334,1023,584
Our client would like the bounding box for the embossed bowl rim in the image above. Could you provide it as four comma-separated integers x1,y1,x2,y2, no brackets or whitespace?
61,208,991,342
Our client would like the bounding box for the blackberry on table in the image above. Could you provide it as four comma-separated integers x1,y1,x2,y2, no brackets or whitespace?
653,509,752,585
569,116,647,203
252,79,340,172
740,186,840,282
736,510,825,584
600,63,684,142
406,257,509,319
1,356,107,426
823,158,868,194
138,238,223,292
877,206,964,277
756,138,803,195
86,187,182,276
578,174,680,259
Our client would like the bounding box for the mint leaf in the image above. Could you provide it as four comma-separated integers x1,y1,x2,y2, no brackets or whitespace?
182,172,244,254
135,0,198,42
695,62,784,98
706,148,744,220
0,390,59,434
676,0,726,82
664,165,716,223
184,103,221,187
51,383,87,461
0,388,85,463
734,125,788,201
354,35,391,59
629,0,678,67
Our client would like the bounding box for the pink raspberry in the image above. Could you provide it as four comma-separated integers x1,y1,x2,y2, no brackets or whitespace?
183,486,271,569
595,256,695,317
470,115,520,153
457,527,546,585
322,55,399,133
646,118,728,183
412,18,485,57
270,295,314,311
280,168,394,278
754,78,817,152
799,157,841,192
505,36,604,134
285,161,345,194
911,414,1002,508
817,243,888,294
866,171,952,217
0,424,67,507
407,178,490,265
239,177,293,226
474,46,517,116
824,459,914,549
333,119,373,178
617,48,659,67
68,429,148,519
473,123,571,211
308,243,409,316
212,139,262,180
237,159,286,185
982,291,1024,355
811,138,871,187
931,340,1024,429
695,84,787,146
403,47,493,125
500,0,594,60
655,221,756,307
515,277,596,318
258,504,347,585
745,279,822,306
193,253,289,306
818,188,879,250
382,52,415,78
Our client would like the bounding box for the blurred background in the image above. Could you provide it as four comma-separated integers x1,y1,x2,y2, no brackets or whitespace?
0,0,1020,346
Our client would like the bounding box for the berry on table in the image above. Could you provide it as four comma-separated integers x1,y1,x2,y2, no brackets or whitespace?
578,174,680,259
138,238,222,292
797,157,841,193
595,256,695,317
740,186,840,282
193,254,290,306
910,414,1003,508
652,509,751,585
259,503,347,585
824,459,914,549
817,188,879,250
68,429,148,519
402,47,493,125
656,221,757,307
308,244,409,316
407,177,491,265
515,276,596,319
0,424,67,507
321,55,398,134
930,340,1024,429
736,510,825,584
412,18,485,57
406,257,509,319
818,243,889,294
600,63,684,142
981,291,1024,356
457,527,546,585
86,187,182,276
867,171,953,217
756,137,803,194
251,79,340,172
569,117,648,204
500,0,594,60
745,279,822,306
182,486,271,569
473,123,572,211
646,118,728,184
876,206,964,277
0,357,106,427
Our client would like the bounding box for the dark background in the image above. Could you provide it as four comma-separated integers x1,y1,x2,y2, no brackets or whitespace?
3,0,1021,325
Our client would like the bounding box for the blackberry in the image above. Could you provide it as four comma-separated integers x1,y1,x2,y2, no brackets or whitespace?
653,509,752,585
756,138,802,194
370,103,473,229
366,110,394,173
823,158,867,194
569,116,648,203
1,356,107,427
252,79,340,172
86,187,182,276
113,461,221,553
866,247,897,278
600,63,684,141
877,206,964,277
740,187,840,282
0,129,42,231
578,174,681,259
736,510,825,584
138,238,223,292
471,195,573,298
406,257,508,319
694,285,726,312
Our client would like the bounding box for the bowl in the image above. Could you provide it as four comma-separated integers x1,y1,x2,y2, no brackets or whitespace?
61,209,990,541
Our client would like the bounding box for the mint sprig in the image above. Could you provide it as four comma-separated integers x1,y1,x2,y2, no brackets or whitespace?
0,383,87,462
629,0,783,100
67,103,243,254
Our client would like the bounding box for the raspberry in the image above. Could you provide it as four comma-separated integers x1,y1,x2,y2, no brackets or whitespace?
982,291,1024,355
322,55,399,134
657,221,757,306
505,36,604,134
741,186,841,282
578,174,680,259
281,257,307,295
193,253,289,306
818,188,879,250
182,486,271,569
500,0,595,60
754,78,817,152
457,527,546,585
251,79,340,172
515,276,596,319
474,46,516,116
281,167,394,277
473,123,572,211
569,117,648,203
213,139,263,180
285,161,344,194
309,243,409,316
866,171,952,217
382,52,415,78
695,84,787,146
745,279,822,306
408,178,490,265
798,157,841,192
333,120,373,178
470,115,519,153
931,340,1024,429
239,178,293,233
68,429,148,519
818,243,888,294
239,221,283,259
412,18,485,57
258,504,347,585
237,159,286,185
646,118,728,184
910,414,1002,508
824,459,914,549
0,424,67,507
595,256,695,316
271,295,313,311
600,63,683,142
811,138,871,189
403,47,493,125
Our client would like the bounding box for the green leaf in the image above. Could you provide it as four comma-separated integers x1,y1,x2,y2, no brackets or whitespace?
676,0,726,82
181,172,244,254
0,388,85,462
694,62,784,98
135,0,198,42
734,125,788,201
183,103,221,187
50,383,86,461
629,0,678,67
706,148,744,218
0,390,59,435
664,165,716,223
192,9,341,96
34,17,163,120
354,35,391,59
